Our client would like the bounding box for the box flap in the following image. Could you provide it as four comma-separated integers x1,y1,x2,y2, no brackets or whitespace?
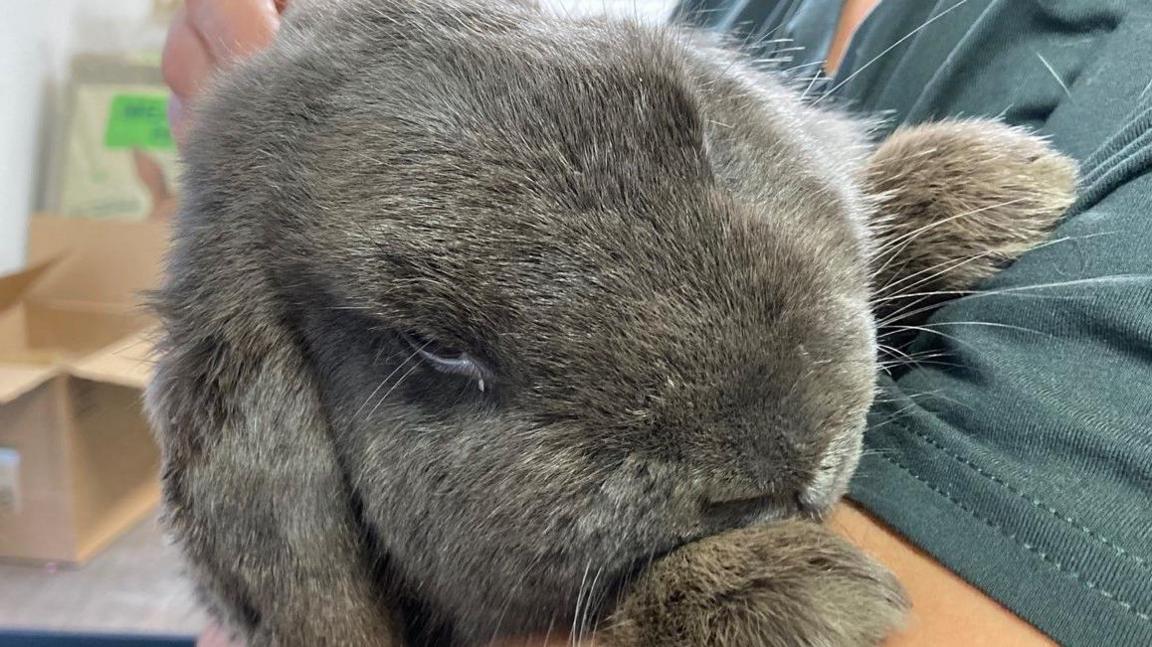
26,215,168,308
0,364,58,405
65,329,156,390
24,301,150,356
0,257,60,314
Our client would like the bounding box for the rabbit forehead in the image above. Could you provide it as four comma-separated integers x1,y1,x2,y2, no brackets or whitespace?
273,35,877,422
301,162,870,352
281,36,872,335
299,183,876,439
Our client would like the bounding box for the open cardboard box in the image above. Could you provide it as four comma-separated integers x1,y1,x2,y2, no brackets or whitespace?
0,215,167,564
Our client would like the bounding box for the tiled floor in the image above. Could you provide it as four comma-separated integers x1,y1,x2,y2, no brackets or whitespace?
0,512,206,637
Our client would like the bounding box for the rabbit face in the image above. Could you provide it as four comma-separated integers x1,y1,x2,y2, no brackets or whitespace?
276,73,876,639
171,1,878,639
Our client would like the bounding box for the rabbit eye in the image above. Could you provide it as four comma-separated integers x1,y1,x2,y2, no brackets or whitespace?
402,331,491,390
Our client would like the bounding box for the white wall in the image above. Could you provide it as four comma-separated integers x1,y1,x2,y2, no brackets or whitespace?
0,0,164,275
0,3,56,275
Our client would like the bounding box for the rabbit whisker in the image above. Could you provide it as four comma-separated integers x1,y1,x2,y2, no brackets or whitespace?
366,357,426,419
353,342,427,418
571,559,594,647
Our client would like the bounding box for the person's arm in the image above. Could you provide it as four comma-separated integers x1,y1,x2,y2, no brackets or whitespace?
829,505,1056,646
826,0,880,74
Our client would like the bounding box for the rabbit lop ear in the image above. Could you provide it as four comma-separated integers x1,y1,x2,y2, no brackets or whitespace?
146,283,406,645
863,119,1076,326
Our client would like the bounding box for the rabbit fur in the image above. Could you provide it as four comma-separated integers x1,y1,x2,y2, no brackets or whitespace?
146,0,1076,645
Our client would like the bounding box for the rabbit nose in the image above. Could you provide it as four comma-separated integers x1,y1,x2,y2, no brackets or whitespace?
700,490,805,529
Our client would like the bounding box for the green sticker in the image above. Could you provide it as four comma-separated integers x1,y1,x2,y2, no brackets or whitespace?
104,94,173,150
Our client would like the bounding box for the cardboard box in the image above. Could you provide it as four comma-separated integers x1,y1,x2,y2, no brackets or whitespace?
0,215,167,564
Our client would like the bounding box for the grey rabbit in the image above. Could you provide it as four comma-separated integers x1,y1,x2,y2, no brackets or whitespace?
145,0,1077,645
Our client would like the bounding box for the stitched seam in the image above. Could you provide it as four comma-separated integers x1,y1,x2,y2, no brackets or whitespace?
886,417,1151,571
875,451,1151,623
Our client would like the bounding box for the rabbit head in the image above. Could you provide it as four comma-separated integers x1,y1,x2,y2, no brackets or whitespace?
153,0,883,640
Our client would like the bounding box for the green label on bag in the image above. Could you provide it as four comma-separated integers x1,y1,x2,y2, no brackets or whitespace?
104,94,173,150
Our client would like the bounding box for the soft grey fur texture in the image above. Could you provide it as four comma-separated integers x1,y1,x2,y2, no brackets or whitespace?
146,1,1075,645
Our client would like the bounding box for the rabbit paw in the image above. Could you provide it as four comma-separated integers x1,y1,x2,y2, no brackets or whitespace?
867,119,1078,296
601,520,907,647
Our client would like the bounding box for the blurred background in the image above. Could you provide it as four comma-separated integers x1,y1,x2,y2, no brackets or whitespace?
0,1,174,276
0,2,675,645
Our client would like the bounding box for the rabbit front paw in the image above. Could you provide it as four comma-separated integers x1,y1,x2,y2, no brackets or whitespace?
867,119,1078,296
601,520,907,647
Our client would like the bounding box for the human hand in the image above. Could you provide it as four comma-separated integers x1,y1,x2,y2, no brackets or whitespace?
162,0,288,144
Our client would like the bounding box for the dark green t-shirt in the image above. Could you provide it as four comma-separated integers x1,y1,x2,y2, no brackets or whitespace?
676,1,1152,645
